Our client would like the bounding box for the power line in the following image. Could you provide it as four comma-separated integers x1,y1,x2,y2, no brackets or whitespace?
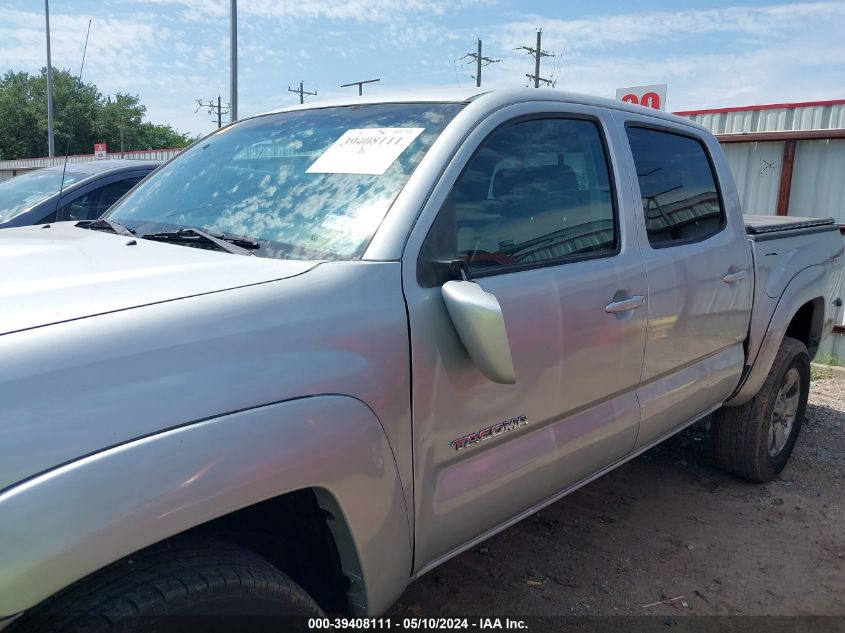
516,29,555,88
196,95,231,129
341,78,380,96
460,38,500,88
288,81,317,105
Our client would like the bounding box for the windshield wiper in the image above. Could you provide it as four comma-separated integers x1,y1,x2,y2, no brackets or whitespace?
140,227,258,256
77,218,136,238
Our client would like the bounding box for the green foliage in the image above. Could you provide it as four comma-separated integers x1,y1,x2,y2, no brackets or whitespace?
811,364,833,381
810,352,841,381
0,68,194,160
137,122,198,150
0,71,42,159
97,93,146,152
814,353,841,367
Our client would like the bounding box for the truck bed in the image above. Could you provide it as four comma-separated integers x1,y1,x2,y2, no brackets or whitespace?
744,214,843,370
745,215,837,239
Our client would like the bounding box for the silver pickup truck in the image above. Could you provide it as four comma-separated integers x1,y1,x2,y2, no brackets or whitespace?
1,89,843,631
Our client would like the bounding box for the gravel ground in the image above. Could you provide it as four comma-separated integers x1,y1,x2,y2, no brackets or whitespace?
390,378,845,619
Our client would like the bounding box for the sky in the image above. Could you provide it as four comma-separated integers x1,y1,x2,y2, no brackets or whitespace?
1,0,844,138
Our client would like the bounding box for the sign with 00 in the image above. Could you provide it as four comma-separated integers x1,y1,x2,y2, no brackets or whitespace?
615,84,667,111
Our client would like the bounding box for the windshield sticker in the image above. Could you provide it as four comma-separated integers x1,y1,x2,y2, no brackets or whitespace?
306,127,425,176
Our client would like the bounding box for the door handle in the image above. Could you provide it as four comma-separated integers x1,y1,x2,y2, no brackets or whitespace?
723,270,747,284
605,295,644,313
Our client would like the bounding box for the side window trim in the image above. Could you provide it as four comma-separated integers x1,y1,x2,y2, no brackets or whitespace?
56,174,114,210
418,111,621,286
624,121,728,249
56,174,143,222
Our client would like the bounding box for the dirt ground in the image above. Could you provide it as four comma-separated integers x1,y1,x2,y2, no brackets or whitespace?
390,378,845,619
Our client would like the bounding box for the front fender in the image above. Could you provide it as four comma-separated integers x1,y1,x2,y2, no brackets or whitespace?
0,395,410,617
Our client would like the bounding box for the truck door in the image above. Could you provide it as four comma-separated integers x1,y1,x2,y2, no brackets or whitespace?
614,113,754,448
402,104,647,572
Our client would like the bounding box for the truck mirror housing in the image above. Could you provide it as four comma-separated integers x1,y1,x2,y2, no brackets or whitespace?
441,280,516,384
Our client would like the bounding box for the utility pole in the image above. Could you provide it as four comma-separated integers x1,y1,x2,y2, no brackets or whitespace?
340,78,380,96
44,0,55,157
462,39,500,88
196,96,231,129
288,81,317,104
229,0,237,122
517,29,554,88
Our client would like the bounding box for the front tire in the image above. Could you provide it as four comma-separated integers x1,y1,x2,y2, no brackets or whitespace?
10,537,325,633
711,336,810,482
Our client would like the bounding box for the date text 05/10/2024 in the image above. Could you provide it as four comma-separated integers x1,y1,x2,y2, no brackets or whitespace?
307,617,529,630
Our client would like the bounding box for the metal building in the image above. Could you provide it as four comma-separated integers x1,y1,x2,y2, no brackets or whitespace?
678,99,845,360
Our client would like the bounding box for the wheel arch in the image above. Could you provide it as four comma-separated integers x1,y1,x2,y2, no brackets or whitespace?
0,395,411,619
728,265,828,406
784,297,825,358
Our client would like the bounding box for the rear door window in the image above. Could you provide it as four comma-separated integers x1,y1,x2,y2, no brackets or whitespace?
51,177,143,223
626,127,725,247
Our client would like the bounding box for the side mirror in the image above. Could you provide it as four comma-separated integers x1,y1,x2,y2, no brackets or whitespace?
442,280,516,384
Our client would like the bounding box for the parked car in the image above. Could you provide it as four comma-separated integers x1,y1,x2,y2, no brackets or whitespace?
0,89,842,631
0,159,160,228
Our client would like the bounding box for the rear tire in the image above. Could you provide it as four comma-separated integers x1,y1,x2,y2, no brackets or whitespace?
711,336,810,483
9,537,325,633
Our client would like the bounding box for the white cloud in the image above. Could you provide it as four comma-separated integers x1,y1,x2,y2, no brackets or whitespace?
132,0,481,47
134,0,492,23
0,6,224,135
470,2,845,110
0,8,170,89
1,0,843,138
487,2,845,52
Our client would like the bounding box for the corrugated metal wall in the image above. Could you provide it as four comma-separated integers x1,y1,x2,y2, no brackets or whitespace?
790,139,845,220
685,102,845,134
721,142,784,215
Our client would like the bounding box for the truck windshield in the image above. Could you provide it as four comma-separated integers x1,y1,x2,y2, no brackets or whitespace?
0,170,86,223
107,103,464,260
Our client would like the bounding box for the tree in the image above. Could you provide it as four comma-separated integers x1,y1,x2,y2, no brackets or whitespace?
33,68,101,156
0,68,193,160
97,93,146,153
0,71,42,159
137,123,197,149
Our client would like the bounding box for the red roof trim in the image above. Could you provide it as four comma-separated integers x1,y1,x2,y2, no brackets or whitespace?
673,98,845,116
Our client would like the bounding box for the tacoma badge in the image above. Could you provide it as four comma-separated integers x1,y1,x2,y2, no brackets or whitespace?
450,415,528,451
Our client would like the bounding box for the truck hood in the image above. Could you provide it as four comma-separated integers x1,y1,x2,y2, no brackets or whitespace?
0,223,319,336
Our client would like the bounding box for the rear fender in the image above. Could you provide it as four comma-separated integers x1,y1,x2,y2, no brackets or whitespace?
727,265,828,405
0,395,410,617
